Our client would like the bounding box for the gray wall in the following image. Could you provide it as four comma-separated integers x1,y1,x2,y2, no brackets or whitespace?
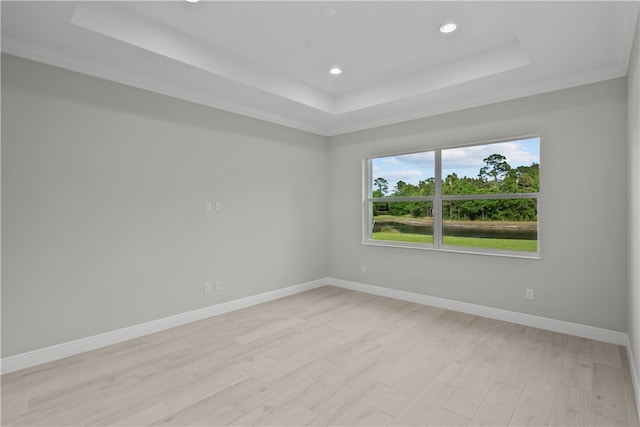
628,13,640,394
1,55,329,357
1,52,633,359
329,78,628,332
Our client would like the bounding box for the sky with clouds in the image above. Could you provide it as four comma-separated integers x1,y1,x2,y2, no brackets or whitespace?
371,137,540,193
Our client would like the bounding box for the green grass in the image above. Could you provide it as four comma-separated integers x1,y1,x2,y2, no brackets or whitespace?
373,231,434,244
372,231,537,252
443,236,537,252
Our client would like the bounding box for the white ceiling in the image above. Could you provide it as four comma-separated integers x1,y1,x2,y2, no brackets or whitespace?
2,1,638,136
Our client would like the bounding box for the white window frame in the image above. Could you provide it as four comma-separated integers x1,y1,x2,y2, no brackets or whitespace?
363,136,540,259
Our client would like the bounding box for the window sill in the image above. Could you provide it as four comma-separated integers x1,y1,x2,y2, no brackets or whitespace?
363,239,540,260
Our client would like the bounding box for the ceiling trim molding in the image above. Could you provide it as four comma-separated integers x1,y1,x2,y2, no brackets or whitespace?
2,34,628,138
2,0,636,138
615,1,640,74
1,37,330,136
2,34,629,138
326,65,627,137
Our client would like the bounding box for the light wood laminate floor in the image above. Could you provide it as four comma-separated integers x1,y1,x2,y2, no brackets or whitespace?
2,286,639,426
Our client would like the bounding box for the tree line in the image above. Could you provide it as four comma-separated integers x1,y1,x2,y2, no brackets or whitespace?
373,154,539,222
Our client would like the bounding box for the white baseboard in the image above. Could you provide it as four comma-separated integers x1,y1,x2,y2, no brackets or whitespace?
626,337,640,421
326,278,629,346
1,277,633,381
0,278,326,374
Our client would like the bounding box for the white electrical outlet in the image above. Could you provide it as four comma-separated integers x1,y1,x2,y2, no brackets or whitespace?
361,265,367,274
204,282,212,293
205,201,212,212
525,288,534,300
215,202,222,211
215,281,222,291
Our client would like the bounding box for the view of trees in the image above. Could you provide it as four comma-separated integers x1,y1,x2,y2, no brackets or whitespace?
373,154,539,222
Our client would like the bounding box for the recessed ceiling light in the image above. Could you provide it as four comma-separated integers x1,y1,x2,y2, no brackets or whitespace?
440,22,457,34
329,67,343,75
185,0,200,3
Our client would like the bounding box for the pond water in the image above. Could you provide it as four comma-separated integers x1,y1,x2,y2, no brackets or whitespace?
372,221,537,240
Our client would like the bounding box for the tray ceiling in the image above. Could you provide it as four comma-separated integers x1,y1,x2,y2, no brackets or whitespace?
2,1,638,136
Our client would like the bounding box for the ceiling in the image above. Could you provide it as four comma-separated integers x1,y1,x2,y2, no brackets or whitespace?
2,1,638,136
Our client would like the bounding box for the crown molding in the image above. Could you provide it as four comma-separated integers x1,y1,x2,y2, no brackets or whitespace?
2,8,634,140
615,1,640,74
1,38,331,136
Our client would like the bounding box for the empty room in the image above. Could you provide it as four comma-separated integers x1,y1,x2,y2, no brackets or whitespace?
2,1,640,426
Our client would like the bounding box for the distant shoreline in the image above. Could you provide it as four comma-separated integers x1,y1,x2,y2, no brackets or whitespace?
373,215,537,231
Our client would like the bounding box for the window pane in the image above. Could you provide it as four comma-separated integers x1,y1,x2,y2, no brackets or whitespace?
442,138,540,194
442,198,538,252
372,201,433,244
371,152,435,197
